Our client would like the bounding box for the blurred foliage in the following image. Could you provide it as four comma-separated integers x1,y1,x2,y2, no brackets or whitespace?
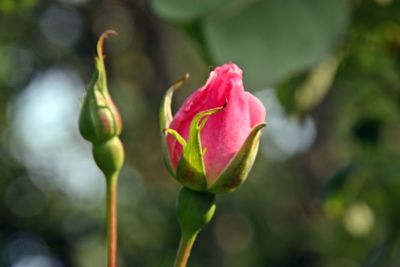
0,0,400,267
0,0,37,14
152,0,349,89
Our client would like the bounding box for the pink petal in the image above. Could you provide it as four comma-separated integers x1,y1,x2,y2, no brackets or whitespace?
246,92,266,127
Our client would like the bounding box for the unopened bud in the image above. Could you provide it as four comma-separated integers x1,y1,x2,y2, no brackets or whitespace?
79,30,122,145
79,30,124,179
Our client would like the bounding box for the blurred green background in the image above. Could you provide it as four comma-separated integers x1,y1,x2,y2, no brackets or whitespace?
0,0,400,266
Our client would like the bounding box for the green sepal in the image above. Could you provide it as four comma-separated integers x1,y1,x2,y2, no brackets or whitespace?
208,122,266,193
79,30,122,145
159,74,189,177
176,104,226,191
163,128,187,147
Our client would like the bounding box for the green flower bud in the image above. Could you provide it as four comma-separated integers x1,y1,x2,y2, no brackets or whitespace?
79,30,122,145
79,30,124,179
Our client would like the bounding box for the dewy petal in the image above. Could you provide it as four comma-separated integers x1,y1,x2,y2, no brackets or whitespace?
246,92,266,127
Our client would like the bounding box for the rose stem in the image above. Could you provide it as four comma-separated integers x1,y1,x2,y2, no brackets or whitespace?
174,231,198,267
106,172,119,267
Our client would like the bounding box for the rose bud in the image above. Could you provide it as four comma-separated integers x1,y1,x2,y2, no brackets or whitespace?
160,62,266,193
79,30,124,178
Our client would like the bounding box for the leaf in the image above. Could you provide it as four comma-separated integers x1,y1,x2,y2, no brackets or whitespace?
320,164,356,200
208,123,266,193
203,0,349,89
295,54,342,114
151,0,230,22
277,53,342,115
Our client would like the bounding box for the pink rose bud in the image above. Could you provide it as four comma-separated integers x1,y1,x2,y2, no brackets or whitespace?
160,62,266,193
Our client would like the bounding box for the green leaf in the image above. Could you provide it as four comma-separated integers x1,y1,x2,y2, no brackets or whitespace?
321,164,356,201
295,54,342,114
159,74,189,176
151,0,230,22
203,0,349,89
152,0,349,88
176,104,225,191
208,123,266,193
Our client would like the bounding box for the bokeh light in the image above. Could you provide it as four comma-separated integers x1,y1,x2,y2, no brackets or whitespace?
343,202,375,237
256,88,316,161
7,68,103,208
40,6,83,47
4,233,62,267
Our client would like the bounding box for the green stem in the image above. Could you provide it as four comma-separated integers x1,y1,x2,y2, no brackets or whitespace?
173,188,216,267
106,173,119,267
174,231,198,267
